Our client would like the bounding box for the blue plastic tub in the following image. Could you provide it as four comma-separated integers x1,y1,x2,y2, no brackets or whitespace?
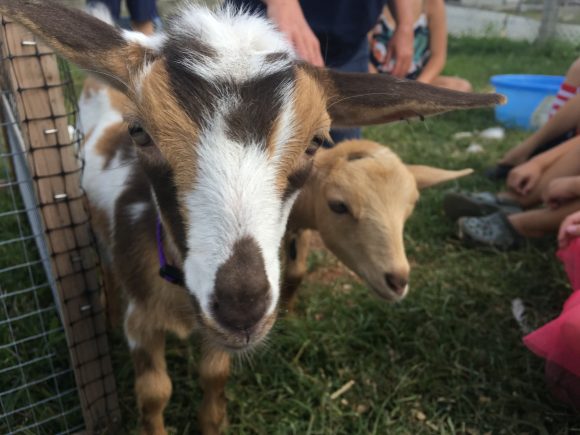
490,75,565,130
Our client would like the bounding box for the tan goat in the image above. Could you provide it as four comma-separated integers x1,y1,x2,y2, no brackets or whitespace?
283,139,472,308
0,1,503,433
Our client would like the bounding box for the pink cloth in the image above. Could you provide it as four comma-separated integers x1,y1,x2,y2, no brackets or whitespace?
523,237,580,410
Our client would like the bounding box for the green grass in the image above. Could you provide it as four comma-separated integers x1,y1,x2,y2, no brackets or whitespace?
3,36,580,433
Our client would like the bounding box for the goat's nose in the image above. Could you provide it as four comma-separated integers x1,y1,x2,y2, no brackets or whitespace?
385,273,408,295
211,292,268,332
212,237,270,332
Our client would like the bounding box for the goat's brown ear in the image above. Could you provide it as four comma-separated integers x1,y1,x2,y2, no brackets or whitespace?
407,165,473,189
320,69,505,127
0,0,146,92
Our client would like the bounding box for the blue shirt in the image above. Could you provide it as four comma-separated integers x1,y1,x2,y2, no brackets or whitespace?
225,0,386,67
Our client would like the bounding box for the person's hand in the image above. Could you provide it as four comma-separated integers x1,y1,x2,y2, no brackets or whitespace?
543,176,580,209
507,160,542,196
384,25,413,78
558,210,580,248
265,0,324,67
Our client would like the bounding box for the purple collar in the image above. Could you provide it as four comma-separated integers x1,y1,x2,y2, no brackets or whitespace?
156,218,185,286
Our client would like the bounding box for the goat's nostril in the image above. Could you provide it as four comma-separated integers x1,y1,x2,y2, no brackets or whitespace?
385,273,408,294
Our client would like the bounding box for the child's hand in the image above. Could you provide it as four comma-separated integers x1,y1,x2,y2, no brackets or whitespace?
543,176,580,209
385,26,413,78
266,0,324,67
558,210,580,248
507,161,542,196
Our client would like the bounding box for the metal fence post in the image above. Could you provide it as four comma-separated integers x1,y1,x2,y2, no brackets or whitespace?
538,0,560,42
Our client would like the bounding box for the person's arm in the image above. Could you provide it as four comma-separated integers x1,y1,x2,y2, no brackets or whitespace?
528,133,580,170
385,0,414,77
417,0,446,84
263,0,324,66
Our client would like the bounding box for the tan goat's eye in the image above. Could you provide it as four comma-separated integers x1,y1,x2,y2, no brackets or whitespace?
306,135,326,156
128,123,152,147
328,200,349,215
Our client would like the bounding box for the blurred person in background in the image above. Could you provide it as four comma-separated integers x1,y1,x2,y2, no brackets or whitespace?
486,58,580,180
370,0,472,92
88,0,159,35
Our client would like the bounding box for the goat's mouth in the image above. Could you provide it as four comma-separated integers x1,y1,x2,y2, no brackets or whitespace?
199,313,277,352
367,280,408,303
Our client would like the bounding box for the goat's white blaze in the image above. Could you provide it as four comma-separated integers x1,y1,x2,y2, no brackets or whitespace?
183,112,297,316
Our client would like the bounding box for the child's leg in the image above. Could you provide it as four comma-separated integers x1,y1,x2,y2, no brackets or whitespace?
549,58,580,117
501,144,580,208
430,76,472,93
509,199,580,238
500,93,580,166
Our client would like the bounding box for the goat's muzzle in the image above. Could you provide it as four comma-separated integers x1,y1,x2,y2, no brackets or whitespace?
203,236,277,350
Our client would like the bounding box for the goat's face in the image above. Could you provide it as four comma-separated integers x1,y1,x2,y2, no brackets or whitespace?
312,140,471,301
3,0,502,350
127,11,332,349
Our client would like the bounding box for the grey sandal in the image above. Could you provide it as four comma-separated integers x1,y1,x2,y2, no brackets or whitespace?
443,191,522,221
458,212,523,250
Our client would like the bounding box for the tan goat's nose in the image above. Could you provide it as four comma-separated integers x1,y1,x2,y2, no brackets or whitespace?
385,273,408,295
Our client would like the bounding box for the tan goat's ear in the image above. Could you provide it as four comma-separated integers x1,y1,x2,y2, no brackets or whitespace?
0,0,146,92
407,165,473,190
319,69,505,127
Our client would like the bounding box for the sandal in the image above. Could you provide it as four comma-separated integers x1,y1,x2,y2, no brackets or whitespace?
458,212,523,250
485,163,514,181
443,191,522,221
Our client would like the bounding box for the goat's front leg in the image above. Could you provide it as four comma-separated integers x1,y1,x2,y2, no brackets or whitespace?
130,329,172,435
281,229,311,313
198,343,231,435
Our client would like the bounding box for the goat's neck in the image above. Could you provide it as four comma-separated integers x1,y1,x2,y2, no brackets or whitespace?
288,182,318,232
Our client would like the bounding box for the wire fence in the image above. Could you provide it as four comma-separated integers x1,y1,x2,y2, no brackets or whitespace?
0,16,119,434
0,55,85,435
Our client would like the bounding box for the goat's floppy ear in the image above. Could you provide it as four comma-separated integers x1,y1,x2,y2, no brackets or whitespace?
407,165,473,189
0,0,146,92
320,69,505,127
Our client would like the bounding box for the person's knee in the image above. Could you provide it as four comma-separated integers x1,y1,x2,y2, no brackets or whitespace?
433,76,472,93
455,78,472,93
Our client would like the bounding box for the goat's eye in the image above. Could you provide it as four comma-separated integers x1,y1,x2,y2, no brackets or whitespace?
328,200,349,215
128,123,152,147
306,135,326,156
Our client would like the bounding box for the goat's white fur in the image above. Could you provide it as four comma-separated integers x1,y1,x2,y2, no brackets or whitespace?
170,4,294,82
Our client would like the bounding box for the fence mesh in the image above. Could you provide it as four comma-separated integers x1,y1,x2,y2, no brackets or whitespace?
0,16,119,434
0,55,85,435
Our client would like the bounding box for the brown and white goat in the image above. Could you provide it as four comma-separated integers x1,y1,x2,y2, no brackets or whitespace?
0,1,504,433
282,139,472,309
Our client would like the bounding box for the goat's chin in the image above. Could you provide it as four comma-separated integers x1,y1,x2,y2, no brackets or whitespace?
199,313,277,353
